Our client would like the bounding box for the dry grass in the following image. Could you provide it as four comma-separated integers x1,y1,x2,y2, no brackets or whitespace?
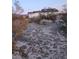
12,14,29,54
12,14,29,37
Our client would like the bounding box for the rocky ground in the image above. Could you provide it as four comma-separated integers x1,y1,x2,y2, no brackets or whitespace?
12,20,67,59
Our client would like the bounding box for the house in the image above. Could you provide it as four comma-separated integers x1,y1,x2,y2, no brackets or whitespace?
28,8,59,18
28,11,40,18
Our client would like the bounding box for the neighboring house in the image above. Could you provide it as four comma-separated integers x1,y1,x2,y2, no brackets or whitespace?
28,11,40,18
28,8,59,18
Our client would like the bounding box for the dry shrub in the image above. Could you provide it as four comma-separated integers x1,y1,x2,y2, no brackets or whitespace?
29,13,57,24
12,14,29,37
59,13,67,37
12,14,29,54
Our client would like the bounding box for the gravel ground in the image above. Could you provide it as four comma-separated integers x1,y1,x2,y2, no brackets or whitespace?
12,21,67,59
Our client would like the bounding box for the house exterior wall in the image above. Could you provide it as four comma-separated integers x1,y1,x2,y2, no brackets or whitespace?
28,13,40,18
28,11,65,18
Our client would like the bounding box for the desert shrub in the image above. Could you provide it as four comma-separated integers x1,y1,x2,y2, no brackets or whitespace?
61,13,67,25
39,13,56,22
59,13,67,37
46,14,56,21
28,13,57,24
29,16,42,24
12,14,29,34
29,13,50,24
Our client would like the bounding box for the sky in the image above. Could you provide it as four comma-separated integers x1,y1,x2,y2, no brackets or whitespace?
12,0,66,13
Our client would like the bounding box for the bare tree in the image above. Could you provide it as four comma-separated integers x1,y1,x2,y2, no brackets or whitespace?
62,4,67,13
12,0,24,14
12,7,15,14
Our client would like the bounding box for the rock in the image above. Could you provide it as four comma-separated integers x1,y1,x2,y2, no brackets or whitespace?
12,54,22,59
40,19,53,25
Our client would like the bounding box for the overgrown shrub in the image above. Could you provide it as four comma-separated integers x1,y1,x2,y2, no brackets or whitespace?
29,13,57,24
60,13,67,37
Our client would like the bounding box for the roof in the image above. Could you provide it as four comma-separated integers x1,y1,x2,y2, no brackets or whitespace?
28,8,59,14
